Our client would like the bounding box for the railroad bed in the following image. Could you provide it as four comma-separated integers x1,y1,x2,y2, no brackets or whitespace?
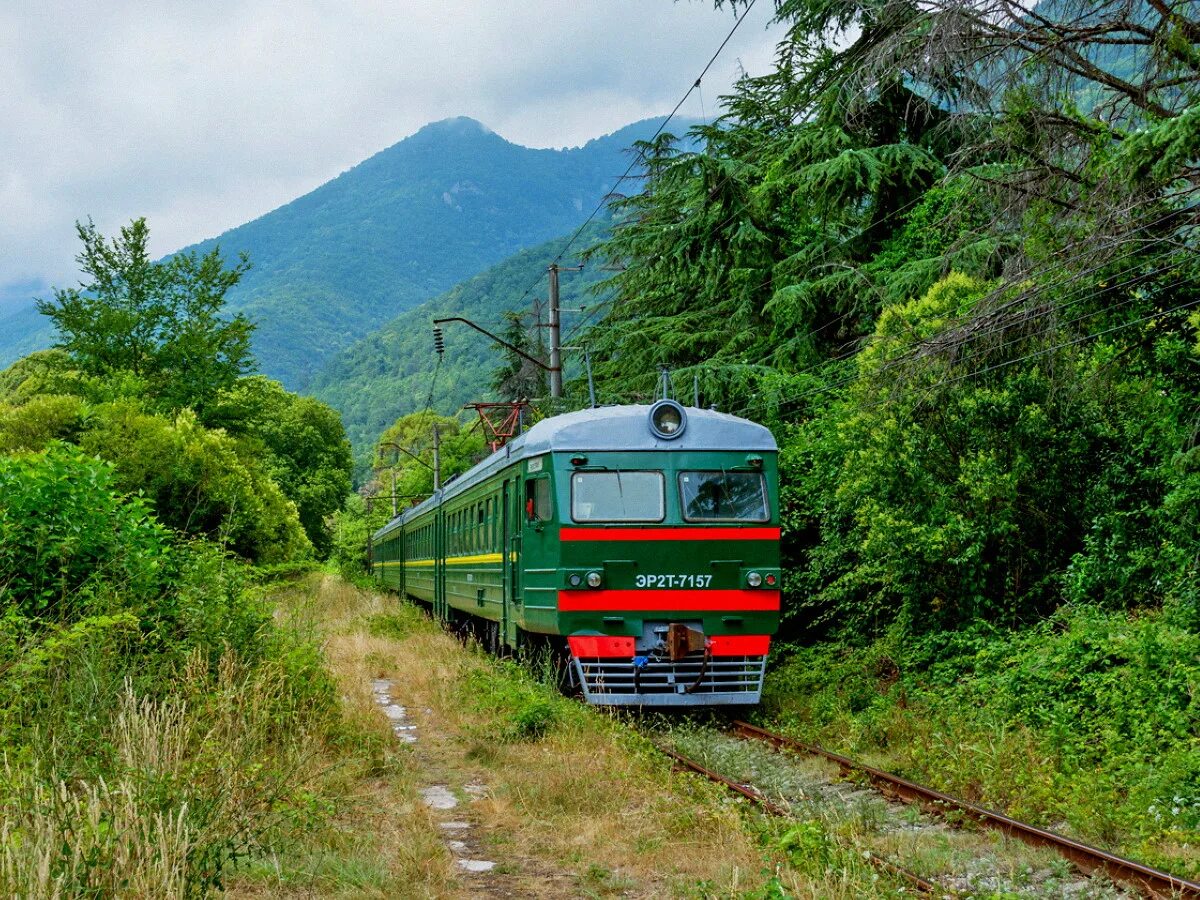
651,719,1200,899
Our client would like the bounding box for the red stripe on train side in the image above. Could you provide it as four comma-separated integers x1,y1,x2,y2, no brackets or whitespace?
559,526,780,542
557,589,780,612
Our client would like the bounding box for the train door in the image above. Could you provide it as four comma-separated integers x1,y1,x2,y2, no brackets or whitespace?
501,477,522,649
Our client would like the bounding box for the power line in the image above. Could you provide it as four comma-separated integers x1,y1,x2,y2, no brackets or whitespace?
773,222,1198,411
669,190,1198,417
721,254,1195,420
887,285,1200,410
508,0,763,320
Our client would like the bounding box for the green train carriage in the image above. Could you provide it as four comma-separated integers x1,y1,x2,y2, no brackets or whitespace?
370,400,780,706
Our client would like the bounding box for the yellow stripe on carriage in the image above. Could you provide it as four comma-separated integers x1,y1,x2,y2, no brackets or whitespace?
384,553,507,568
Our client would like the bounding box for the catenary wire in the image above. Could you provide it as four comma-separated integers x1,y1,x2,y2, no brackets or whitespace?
506,0,763,318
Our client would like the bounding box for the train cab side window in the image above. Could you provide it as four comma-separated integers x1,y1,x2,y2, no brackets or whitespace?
525,478,552,522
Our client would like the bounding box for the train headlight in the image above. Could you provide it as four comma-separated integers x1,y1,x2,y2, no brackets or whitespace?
568,573,582,588
648,400,687,440
747,572,763,588
765,573,777,587
586,571,603,588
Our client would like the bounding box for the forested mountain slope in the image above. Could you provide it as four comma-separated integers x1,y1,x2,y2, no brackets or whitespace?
308,224,610,461
163,117,671,387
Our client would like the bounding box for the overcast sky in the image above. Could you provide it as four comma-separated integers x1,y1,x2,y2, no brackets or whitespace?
0,1,780,295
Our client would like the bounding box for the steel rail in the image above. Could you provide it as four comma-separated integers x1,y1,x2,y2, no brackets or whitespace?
655,743,945,896
732,720,1200,900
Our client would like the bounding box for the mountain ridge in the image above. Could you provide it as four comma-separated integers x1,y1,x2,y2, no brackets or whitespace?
0,116,694,382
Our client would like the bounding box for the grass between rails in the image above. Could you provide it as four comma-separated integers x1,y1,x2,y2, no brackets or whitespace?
760,605,1200,880
238,574,916,898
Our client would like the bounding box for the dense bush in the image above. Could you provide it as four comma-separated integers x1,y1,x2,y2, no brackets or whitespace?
80,403,311,563
0,444,171,622
207,376,353,557
0,444,338,896
0,352,355,564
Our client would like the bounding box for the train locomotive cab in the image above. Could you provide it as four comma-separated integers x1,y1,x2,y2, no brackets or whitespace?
370,400,780,708
544,401,780,706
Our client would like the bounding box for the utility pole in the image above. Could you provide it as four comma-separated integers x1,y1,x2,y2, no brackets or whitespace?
548,264,563,400
546,263,584,401
432,423,441,491
390,469,397,517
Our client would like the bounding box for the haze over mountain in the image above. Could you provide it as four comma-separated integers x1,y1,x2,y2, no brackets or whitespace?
0,116,686,384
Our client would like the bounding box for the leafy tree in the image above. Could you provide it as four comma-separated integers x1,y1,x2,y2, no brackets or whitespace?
78,403,311,563
206,377,353,556
490,310,548,401
37,218,254,415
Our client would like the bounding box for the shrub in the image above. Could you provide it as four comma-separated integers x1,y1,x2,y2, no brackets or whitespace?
0,443,171,622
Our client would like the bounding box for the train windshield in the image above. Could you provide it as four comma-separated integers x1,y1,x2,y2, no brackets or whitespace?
571,471,664,522
679,471,769,522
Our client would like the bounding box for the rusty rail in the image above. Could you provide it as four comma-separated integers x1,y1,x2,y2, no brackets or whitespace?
656,743,945,896
732,720,1200,900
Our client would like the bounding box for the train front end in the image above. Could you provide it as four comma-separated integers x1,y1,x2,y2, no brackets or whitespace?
552,402,780,706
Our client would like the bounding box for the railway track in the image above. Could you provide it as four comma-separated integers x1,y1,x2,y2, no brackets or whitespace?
658,718,1200,899
657,742,946,896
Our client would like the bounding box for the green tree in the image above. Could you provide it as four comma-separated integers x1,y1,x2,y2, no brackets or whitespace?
37,218,254,415
207,376,354,557
490,310,547,401
0,443,171,621
79,403,311,563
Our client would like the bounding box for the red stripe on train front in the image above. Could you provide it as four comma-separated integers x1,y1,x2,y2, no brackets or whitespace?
558,589,780,612
567,634,771,658
709,634,771,655
567,635,636,657
559,526,780,542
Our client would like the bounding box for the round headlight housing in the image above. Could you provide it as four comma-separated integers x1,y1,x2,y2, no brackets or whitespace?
586,571,603,588
747,571,763,588
568,573,582,588
648,400,687,440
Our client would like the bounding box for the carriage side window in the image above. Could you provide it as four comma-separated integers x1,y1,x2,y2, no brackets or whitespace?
679,471,769,522
571,471,664,523
525,478,552,522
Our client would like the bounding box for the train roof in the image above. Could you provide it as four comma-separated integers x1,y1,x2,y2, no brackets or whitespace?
373,404,776,540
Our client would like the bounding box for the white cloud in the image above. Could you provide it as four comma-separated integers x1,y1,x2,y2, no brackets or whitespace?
0,1,779,290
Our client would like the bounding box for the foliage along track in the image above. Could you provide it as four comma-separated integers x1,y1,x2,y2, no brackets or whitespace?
731,721,1200,900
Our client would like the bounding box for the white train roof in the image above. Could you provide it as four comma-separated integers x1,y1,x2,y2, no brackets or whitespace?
373,404,776,540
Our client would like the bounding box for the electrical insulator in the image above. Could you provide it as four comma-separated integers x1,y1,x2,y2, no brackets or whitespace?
433,325,445,355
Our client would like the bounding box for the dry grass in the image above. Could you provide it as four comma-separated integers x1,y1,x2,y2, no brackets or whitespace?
0,655,322,899
225,576,455,899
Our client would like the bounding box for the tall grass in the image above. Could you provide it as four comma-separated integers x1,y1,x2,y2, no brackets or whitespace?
0,646,335,898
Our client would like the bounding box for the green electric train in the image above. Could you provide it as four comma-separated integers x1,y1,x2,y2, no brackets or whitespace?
370,400,780,706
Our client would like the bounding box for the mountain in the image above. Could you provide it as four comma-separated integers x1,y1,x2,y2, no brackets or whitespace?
0,280,53,368
307,223,612,465
166,117,677,388
0,116,692,383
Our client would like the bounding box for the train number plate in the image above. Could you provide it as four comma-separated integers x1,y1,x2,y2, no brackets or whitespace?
634,574,714,588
